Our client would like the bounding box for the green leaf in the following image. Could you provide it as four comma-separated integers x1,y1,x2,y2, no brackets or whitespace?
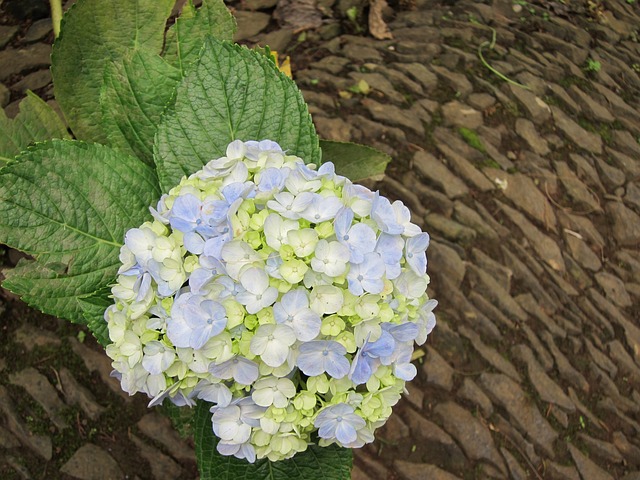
164,0,236,75
52,0,175,146
77,288,113,346
0,91,69,166
155,38,320,191
193,401,353,480
101,50,181,165
0,140,160,324
320,140,390,183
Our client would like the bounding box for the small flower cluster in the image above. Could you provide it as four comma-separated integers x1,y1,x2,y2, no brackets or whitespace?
105,140,436,462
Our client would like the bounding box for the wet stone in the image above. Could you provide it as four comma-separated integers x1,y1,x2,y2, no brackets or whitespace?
131,434,183,480
497,201,565,273
554,161,602,213
59,368,105,420
423,346,455,391
394,461,462,480
595,271,633,308
457,378,493,417
487,169,557,230
515,118,550,155
551,106,602,154
567,443,615,480
507,83,551,125
441,100,483,129
434,401,506,476
61,443,124,480
511,344,575,412
412,151,469,199
0,386,52,460
9,367,69,430
478,373,558,458
458,325,521,382
565,233,602,272
606,201,640,247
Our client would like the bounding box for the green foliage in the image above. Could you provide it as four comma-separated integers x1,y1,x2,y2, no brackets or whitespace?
585,58,601,72
193,401,353,480
51,0,234,165
0,140,159,324
320,140,390,182
0,91,69,166
154,37,320,191
77,288,114,346
458,127,486,153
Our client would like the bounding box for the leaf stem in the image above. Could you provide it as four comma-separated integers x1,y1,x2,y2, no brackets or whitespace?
49,0,63,37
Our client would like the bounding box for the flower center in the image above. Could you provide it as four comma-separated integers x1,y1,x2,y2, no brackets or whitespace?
322,349,329,356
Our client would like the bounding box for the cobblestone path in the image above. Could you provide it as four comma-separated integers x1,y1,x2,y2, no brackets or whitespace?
1,0,639,479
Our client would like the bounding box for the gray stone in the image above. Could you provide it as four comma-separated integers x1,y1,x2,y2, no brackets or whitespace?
233,11,271,41
0,83,9,108
483,139,515,170
594,157,626,190
515,118,550,155
567,443,614,480
400,408,467,470
348,72,404,104
568,85,615,123
568,153,605,193
452,201,499,240
59,368,105,420
593,82,640,123
0,425,20,448
457,378,493,417
470,290,515,330
612,130,640,157
24,19,53,43
468,93,496,110
0,25,19,49
131,434,182,480
424,213,476,244
14,323,61,351
565,233,602,272
374,66,424,96
458,325,521,382
521,324,554,371
497,201,565,273
441,101,483,129
257,28,294,53
342,43,382,62
428,241,466,290
545,461,581,480
511,344,575,412
413,151,469,198
595,271,633,308
61,443,123,480
557,210,605,248
586,342,618,381
550,106,602,154
361,98,424,136
547,82,582,115
394,461,462,480
0,386,52,460
0,44,52,81
434,401,506,475
479,373,558,458
137,412,195,462
434,142,495,193
423,347,455,391
533,32,589,64
606,148,640,178
507,83,551,124
356,450,390,479
349,114,407,144
540,332,589,394
554,161,602,213
380,412,410,443
501,246,560,309
500,448,528,480
314,116,353,142
577,433,624,464
431,65,472,97
466,263,527,323
567,387,606,433
404,382,424,410
606,201,640,247
471,248,511,292
612,431,640,467
488,169,557,230
312,55,350,75
625,182,640,210
395,62,438,91
244,0,278,9
9,367,69,430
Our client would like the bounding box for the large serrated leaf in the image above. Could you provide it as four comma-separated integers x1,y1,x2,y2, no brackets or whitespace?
193,401,353,480
154,38,321,191
0,91,69,166
320,140,390,183
0,140,160,324
164,0,236,75
52,0,175,146
101,50,181,165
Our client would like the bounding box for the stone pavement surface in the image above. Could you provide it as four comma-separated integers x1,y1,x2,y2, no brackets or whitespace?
1,0,640,478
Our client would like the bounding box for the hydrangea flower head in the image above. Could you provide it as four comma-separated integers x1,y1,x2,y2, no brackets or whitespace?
106,139,436,462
